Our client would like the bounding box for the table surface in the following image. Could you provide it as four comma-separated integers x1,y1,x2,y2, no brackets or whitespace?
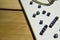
0,0,22,9
0,0,33,40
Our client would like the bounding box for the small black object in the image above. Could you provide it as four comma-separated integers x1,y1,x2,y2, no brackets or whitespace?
59,29,60,31
38,5,41,8
30,1,33,5
53,33,58,38
32,14,36,18
39,20,43,24
47,12,51,17
36,11,40,15
40,25,48,35
42,10,46,14
49,16,59,28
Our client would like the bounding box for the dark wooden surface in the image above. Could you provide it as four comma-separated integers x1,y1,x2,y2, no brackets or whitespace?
0,0,33,40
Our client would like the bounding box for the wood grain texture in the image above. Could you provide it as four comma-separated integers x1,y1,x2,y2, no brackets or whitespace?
0,0,21,9
0,10,33,40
